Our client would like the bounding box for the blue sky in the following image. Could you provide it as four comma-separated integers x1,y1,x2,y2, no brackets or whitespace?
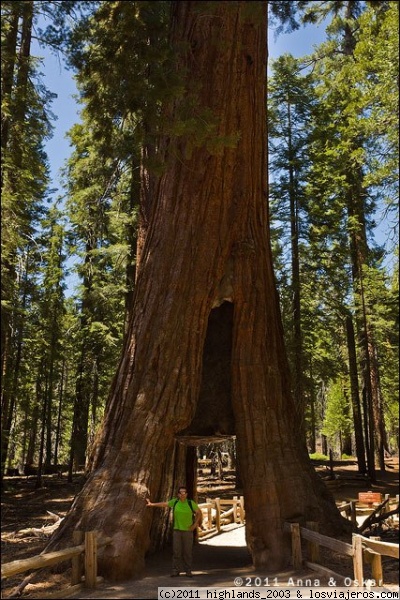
268,19,327,60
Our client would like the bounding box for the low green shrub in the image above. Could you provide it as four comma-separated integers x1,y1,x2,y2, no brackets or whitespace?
309,452,329,461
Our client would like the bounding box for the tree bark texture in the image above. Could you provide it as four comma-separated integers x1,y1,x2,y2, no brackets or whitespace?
48,1,347,580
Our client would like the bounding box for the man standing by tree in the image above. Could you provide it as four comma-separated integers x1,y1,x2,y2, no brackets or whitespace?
147,486,202,577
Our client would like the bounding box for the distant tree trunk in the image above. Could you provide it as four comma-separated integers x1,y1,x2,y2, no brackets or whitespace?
68,239,97,476
36,367,49,488
341,6,386,478
1,253,29,477
87,356,100,453
321,434,328,456
68,343,91,476
287,104,304,420
25,394,40,471
346,315,366,472
368,329,388,469
309,359,316,453
45,319,60,469
1,2,33,479
348,182,377,479
48,2,347,580
54,358,66,466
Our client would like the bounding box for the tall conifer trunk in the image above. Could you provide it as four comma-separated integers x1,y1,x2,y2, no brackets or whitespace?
48,2,347,580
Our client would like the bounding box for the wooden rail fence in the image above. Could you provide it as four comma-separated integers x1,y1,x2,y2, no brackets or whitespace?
1,531,111,596
2,497,244,594
284,521,399,587
198,495,245,537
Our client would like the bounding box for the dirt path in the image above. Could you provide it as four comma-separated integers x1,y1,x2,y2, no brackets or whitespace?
69,525,339,599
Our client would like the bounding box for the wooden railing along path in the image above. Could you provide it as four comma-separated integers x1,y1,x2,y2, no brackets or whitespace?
197,495,245,537
1,496,244,595
284,521,399,587
1,531,111,596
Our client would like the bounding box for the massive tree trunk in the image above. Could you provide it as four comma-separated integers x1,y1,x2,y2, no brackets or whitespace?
48,1,347,580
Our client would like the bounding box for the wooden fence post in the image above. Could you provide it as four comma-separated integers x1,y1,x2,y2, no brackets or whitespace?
306,521,320,563
369,537,383,585
206,498,212,530
71,531,84,585
371,552,383,586
233,497,238,524
352,534,363,587
215,498,221,533
290,523,302,570
239,496,245,524
84,531,97,588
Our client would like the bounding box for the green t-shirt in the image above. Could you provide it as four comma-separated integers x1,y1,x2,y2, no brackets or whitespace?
168,498,199,531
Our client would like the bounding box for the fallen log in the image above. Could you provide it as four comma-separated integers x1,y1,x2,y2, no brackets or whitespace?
357,498,390,533
358,504,399,533
14,513,63,538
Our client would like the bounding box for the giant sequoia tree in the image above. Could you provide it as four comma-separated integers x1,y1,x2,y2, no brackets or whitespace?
49,1,346,580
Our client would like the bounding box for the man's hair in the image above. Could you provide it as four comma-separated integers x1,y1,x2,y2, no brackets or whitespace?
178,486,187,493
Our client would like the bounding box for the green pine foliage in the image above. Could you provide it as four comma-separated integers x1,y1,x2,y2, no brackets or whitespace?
268,1,398,466
1,1,95,478
322,379,353,456
64,117,130,470
1,1,54,477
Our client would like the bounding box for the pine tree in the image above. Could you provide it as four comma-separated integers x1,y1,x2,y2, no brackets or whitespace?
64,117,129,473
268,53,316,421
297,0,397,476
34,206,67,485
1,0,94,477
1,0,53,476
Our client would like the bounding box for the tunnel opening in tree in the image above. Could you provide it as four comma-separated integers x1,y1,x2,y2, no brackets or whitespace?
178,301,235,440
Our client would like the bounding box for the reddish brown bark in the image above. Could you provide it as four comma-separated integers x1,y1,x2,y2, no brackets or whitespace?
48,2,347,580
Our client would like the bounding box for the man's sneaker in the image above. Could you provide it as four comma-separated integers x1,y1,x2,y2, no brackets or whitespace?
170,572,180,577
185,571,193,577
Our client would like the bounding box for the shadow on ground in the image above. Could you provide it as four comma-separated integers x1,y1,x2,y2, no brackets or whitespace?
69,524,335,599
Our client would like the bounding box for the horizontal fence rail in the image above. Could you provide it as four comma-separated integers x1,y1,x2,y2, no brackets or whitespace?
2,496,245,594
1,544,85,579
284,520,399,587
197,495,245,537
1,531,111,594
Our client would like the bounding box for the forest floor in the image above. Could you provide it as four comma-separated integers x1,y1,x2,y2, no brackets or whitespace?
1,457,398,598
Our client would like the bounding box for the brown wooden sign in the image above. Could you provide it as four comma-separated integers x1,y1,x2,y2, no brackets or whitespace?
358,491,382,507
